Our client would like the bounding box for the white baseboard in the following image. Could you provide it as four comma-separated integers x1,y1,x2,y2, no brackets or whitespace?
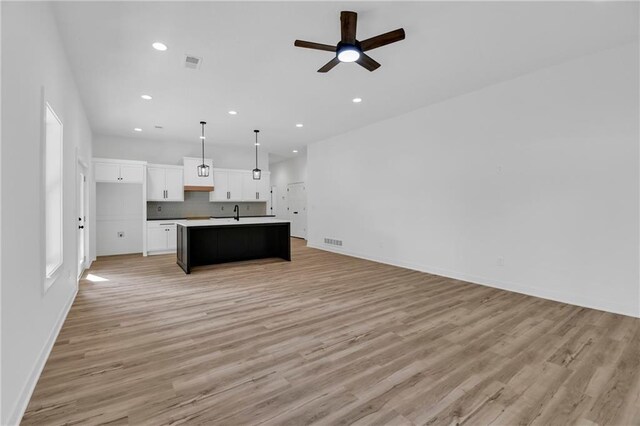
147,250,177,256
306,242,639,319
6,287,78,425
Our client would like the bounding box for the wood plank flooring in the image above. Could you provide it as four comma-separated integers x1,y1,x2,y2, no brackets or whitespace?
22,239,640,425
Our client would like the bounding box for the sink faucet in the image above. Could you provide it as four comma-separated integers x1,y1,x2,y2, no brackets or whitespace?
233,204,240,221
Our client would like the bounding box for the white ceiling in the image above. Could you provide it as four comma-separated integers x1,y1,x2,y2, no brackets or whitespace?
52,1,638,158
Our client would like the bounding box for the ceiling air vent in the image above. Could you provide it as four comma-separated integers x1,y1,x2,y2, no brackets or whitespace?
184,55,202,70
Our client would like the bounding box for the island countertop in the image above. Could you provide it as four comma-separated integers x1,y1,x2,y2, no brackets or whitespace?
175,217,290,228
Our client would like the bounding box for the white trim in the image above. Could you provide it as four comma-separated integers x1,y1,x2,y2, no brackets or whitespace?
142,165,148,256
91,157,147,165
147,250,177,256
44,101,64,291
147,163,184,170
6,287,78,426
307,242,640,319
76,154,89,281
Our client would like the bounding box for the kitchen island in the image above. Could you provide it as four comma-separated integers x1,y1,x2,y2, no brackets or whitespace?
175,218,291,274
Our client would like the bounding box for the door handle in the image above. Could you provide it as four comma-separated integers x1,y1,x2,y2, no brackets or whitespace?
256,191,259,200
78,226,84,229
293,212,299,214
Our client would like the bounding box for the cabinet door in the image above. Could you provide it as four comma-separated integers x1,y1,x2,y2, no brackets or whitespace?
120,165,144,183
164,168,184,201
228,171,244,201
94,162,120,182
241,171,258,201
210,170,229,201
147,167,166,201
147,227,168,252
256,173,270,201
166,226,177,250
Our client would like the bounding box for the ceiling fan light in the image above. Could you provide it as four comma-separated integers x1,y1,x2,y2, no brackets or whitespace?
337,47,360,63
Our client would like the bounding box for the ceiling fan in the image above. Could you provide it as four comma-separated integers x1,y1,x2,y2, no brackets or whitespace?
294,11,405,73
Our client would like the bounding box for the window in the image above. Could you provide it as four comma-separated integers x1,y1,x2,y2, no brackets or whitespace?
45,102,63,285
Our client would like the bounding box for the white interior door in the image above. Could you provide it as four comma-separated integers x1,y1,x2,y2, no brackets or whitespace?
77,166,87,278
287,182,307,239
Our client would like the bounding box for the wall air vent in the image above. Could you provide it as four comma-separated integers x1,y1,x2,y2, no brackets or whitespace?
324,238,343,247
184,55,202,69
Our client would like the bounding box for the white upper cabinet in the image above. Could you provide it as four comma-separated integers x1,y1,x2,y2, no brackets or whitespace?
228,171,244,200
210,169,229,201
147,167,165,200
94,162,120,182
93,159,145,183
147,165,184,201
120,165,144,183
183,157,214,189
209,169,270,202
164,168,184,201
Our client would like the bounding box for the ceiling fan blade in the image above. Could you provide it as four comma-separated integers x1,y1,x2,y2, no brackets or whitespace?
360,28,405,51
340,11,358,44
317,57,340,73
294,40,337,52
356,53,381,72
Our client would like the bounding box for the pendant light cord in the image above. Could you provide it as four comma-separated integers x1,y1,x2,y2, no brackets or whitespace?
255,130,259,169
201,121,206,165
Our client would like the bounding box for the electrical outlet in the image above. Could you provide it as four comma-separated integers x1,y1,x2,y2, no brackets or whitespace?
118,232,125,238
157,206,162,212
246,206,250,211
497,257,504,266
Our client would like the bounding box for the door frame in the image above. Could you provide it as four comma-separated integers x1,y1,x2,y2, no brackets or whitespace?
76,155,89,280
287,182,307,240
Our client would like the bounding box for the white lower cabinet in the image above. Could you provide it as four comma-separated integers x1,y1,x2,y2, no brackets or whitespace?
147,221,178,254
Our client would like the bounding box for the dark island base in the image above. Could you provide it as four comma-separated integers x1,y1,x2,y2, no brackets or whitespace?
177,222,291,274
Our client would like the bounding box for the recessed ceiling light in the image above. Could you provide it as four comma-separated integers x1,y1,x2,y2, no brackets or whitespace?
141,94,152,100
228,110,238,115
152,42,167,51
296,123,303,128
352,97,362,103
292,150,298,153
134,128,142,132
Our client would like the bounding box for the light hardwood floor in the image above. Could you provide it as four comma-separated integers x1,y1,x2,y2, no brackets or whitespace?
23,239,640,425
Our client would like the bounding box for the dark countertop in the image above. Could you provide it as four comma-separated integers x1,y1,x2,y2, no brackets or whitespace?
147,215,276,221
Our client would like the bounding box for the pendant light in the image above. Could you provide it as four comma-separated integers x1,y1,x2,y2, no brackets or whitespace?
253,129,261,180
197,121,209,177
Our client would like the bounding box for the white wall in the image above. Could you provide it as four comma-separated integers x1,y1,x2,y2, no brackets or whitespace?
270,153,307,219
308,43,639,318
94,134,270,170
1,3,93,424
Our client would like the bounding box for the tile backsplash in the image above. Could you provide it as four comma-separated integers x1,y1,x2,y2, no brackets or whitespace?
147,191,267,219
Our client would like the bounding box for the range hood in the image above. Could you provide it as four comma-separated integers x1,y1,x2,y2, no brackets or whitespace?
183,157,214,192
